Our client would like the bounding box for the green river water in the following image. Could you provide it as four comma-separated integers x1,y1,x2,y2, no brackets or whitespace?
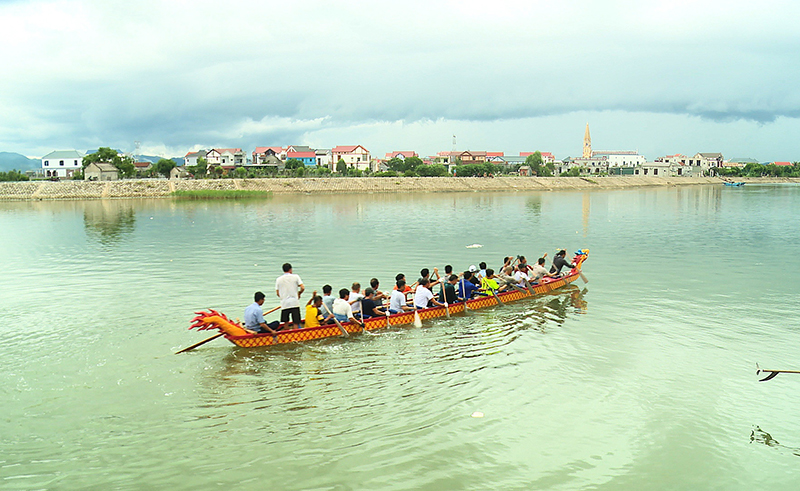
1,184,799,490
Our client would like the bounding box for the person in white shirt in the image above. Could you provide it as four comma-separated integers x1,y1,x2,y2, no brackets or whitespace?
530,257,556,283
389,280,414,314
332,288,361,325
413,278,445,310
349,282,364,314
513,264,531,287
275,262,304,329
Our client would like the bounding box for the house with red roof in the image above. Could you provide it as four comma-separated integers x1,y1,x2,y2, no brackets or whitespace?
286,151,316,166
332,145,371,170
385,151,418,160
771,161,793,166
252,147,284,165
184,150,208,167
458,151,487,165
520,152,556,164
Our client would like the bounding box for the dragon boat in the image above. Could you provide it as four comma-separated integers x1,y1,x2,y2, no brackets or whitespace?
187,250,589,349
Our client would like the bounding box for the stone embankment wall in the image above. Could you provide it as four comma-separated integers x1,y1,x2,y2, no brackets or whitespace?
0,176,795,201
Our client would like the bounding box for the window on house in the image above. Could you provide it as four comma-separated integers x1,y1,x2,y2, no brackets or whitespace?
644,169,648,175
635,169,639,175
60,161,64,166
654,169,658,175
44,161,49,166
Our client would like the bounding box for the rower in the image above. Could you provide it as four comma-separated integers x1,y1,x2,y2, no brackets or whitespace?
361,288,386,319
244,291,280,334
480,269,505,293
304,294,332,328
332,288,362,325
438,275,459,304
550,249,576,276
389,280,415,313
459,271,480,300
413,278,445,310
532,257,557,283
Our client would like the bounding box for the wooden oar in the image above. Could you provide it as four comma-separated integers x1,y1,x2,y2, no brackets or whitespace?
358,299,365,333
322,302,350,337
579,271,588,283
177,305,281,354
460,278,471,311
175,333,224,354
441,281,451,318
757,363,800,382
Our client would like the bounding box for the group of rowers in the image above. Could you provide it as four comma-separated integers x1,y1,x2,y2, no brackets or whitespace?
243,250,578,335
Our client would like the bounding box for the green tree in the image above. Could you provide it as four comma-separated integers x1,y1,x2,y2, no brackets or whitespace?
211,165,225,178
0,170,29,181
233,167,247,178
416,164,447,177
336,159,347,174
82,147,135,178
525,151,544,176
285,158,304,170
560,168,581,177
188,157,208,178
155,158,176,178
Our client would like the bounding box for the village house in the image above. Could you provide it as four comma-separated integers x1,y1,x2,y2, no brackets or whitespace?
332,145,371,170
286,151,316,166
134,161,153,174
315,148,332,168
169,166,190,179
457,151,487,165
41,150,84,178
520,152,556,164
252,147,283,165
184,151,207,167
206,148,245,166
385,151,419,160
84,162,119,181
592,150,646,167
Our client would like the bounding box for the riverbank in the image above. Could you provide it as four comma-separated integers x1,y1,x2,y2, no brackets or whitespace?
0,176,796,200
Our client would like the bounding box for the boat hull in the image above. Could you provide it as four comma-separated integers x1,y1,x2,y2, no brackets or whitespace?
223,272,580,348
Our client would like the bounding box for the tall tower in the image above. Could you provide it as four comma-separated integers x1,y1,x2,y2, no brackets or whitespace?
582,123,592,159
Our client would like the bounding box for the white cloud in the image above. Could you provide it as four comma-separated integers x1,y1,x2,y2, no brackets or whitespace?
1,0,799,159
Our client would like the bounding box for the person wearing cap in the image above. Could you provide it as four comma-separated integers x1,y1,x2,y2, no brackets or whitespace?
550,250,576,276
360,288,386,319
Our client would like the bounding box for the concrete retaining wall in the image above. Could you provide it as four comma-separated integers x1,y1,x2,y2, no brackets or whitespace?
0,176,795,200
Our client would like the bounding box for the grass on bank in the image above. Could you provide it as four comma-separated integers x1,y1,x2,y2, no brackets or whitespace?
171,190,273,200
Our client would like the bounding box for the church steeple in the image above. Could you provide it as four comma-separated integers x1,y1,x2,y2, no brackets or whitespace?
583,123,592,159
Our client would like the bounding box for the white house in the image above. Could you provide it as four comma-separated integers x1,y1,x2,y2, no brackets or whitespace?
315,148,332,169
332,145,371,170
41,150,84,178
184,150,207,167
592,151,646,167
206,148,245,166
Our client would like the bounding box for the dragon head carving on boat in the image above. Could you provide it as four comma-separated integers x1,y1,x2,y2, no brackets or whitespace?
573,249,589,270
190,309,250,337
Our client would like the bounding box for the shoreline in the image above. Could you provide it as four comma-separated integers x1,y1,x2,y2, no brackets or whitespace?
0,176,796,201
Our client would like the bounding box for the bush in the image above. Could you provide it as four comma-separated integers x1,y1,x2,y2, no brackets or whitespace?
372,170,398,177
0,170,29,181
416,164,448,177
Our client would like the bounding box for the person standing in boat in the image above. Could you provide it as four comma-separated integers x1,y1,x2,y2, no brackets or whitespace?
275,263,304,330
413,278,446,309
550,250,576,276
244,291,280,334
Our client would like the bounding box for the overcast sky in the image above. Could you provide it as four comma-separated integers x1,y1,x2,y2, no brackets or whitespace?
2,0,799,161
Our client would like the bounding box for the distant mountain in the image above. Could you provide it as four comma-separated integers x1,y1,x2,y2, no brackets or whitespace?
0,152,39,171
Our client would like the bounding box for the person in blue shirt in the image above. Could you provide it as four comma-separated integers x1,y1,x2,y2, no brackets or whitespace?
244,291,280,334
458,271,480,301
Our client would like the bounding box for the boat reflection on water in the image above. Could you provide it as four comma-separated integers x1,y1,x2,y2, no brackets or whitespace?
751,426,800,458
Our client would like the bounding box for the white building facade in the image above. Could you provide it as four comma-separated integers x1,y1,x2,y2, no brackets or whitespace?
41,150,84,178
